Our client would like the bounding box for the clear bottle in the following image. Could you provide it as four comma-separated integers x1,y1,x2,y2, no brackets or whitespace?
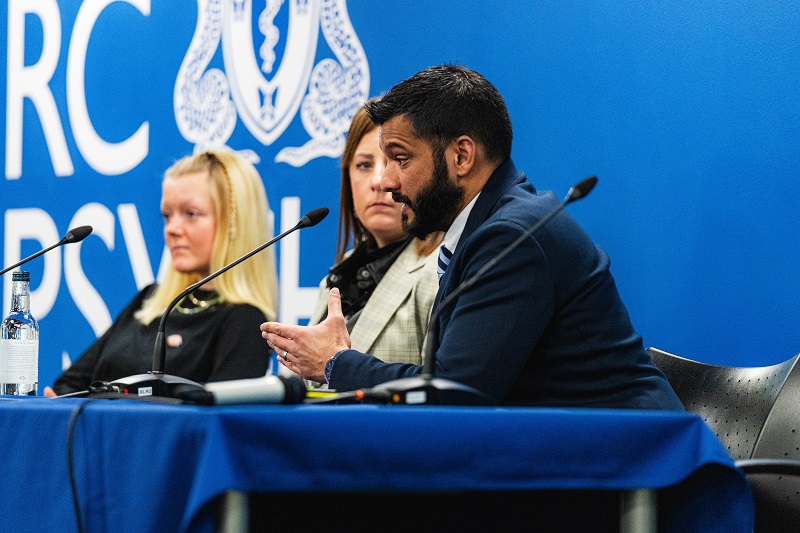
0,271,39,395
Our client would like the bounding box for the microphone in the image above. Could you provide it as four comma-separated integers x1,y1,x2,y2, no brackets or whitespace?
175,374,307,405
106,207,329,398
0,225,93,276
369,176,598,405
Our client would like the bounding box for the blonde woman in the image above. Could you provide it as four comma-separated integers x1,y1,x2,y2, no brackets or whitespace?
48,151,277,395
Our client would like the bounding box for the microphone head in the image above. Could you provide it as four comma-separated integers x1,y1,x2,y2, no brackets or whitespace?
299,207,329,228
565,176,598,203
63,225,93,243
277,375,307,404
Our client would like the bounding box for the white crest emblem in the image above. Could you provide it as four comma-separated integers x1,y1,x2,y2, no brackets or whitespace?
173,0,370,166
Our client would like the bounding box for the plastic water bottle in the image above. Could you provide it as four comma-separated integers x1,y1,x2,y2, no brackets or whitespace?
0,271,39,395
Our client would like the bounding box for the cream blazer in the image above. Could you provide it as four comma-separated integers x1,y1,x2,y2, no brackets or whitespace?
308,240,439,365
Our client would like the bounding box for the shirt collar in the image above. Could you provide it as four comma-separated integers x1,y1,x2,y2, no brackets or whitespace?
443,192,481,254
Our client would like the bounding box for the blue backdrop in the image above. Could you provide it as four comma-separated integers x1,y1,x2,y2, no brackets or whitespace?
1,0,798,390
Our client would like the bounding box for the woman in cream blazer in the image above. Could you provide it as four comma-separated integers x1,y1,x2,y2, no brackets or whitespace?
307,100,441,366
308,242,438,364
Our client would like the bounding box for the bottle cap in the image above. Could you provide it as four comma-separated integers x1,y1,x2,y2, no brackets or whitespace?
12,271,30,282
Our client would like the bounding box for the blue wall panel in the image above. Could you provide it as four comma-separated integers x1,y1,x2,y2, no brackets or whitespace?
1,0,798,390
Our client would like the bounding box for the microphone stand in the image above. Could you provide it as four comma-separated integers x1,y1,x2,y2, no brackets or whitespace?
106,208,329,398
0,226,93,277
370,177,598,406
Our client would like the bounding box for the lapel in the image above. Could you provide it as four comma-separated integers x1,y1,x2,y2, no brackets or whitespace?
349,240,423,352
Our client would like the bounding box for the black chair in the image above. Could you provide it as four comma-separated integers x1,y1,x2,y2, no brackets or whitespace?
647,347,800,532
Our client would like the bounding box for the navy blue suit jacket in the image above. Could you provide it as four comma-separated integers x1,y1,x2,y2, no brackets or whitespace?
330,160,683,409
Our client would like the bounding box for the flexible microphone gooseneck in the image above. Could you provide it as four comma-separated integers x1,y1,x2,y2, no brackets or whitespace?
105,207,329,399
0,225,94,276
368,176,598,405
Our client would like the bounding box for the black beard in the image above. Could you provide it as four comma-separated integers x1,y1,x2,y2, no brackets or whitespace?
394,151,464,239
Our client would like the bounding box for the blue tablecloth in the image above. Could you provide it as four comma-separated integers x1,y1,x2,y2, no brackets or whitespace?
0,397,752,532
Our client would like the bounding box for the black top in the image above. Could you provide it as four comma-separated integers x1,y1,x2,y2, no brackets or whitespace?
53,284,270,394
325,238,410,329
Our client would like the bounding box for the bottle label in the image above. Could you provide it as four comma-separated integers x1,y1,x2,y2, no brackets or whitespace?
0,339,39,383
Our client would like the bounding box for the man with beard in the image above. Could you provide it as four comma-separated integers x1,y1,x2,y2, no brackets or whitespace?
261,64,683,410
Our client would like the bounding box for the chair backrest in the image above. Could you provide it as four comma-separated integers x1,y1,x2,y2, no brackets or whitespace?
647,347,798,460
648,347,800,532
746,354,800,532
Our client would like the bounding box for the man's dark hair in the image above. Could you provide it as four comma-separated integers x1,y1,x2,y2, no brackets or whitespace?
365,64,513,163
